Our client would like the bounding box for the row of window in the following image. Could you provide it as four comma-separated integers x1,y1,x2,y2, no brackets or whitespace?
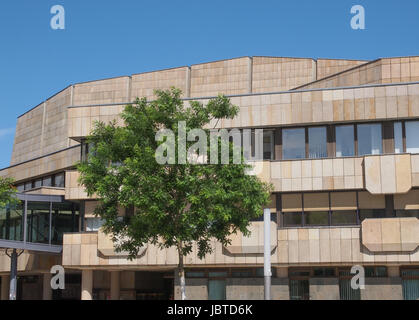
16,172,65,192
185,268,276,279
259,120,419,160
290,267,419,300
184,267,419,300
279,191,419,228
282,209,419,228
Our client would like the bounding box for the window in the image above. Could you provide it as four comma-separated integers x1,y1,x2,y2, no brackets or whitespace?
251,212,277,222
282,212,303,227
231,269,253,278
394,122,403,153
289,279,310,300
359,209,389,220
85,217,103,231
24,181,32,191
396,210,419,218
406,121,419,153
305,211,329,226
282,128,305,160
33,179,42,188
81,141,89,163
263,130,274,160
42,176,52,187
339,269,361,300
313,268,335,277
357,123,382,155
16,184,24,192
336,125,354,157
365,266,387,277
281,192,362,228
331,210,357,225
54,173,65,188
186,271,205,278
401,268,419,300
308,127,327,159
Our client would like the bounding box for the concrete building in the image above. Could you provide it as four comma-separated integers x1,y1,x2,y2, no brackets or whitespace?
1,56,419,300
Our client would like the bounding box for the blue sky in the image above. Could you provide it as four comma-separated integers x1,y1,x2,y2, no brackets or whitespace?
0,0,418,168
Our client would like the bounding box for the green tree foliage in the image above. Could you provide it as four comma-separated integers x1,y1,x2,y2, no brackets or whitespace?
78,88,271,299
0,177,17,208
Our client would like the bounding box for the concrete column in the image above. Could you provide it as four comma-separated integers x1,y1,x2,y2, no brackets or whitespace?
1,275,10,300
43,273,52,300
81,270,93,300
110,271,120,300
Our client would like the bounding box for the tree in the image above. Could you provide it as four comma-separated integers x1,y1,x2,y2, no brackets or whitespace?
77,88,271,300
0,177,17,208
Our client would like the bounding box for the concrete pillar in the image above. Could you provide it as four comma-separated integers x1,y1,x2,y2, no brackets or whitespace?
110,271,120,300
81,270,93,300
43,273,52,300
1,275,10,300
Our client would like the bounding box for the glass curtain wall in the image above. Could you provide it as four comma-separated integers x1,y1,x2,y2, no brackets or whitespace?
0,199,79,245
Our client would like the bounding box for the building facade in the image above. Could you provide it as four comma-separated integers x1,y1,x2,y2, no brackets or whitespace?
1,56,419,300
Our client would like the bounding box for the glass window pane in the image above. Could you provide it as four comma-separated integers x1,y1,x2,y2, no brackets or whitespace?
331,211,357,225
263,131,274,160
42,176,52,187
85,217,103,232
394,122,403,154
33,179,42,188
359,209,392,220
283,212,302,227
305,211,329,226
208,271,228,278
336,125,354,157
52,202,79,244
308,127,327,159
231,269,253,278
406,121,419,153
396,210,419,218
24,181,32,190
16,184,24,192
283,128,305,160
289,279,309,300
313,268,335,277
366,267,387,277
27,201,51,244
54,173,65,188
186,271,205,278
357,124,382,156
340,279,361,300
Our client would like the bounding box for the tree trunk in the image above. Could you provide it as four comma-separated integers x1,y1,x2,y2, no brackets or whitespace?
177,242,187,300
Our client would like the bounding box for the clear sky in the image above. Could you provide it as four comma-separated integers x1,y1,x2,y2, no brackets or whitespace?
0,0,418,168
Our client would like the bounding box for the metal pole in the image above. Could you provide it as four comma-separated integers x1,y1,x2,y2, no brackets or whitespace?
49,201,52,245
263,208,271,300
9,249,18,300
23,200,27,244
